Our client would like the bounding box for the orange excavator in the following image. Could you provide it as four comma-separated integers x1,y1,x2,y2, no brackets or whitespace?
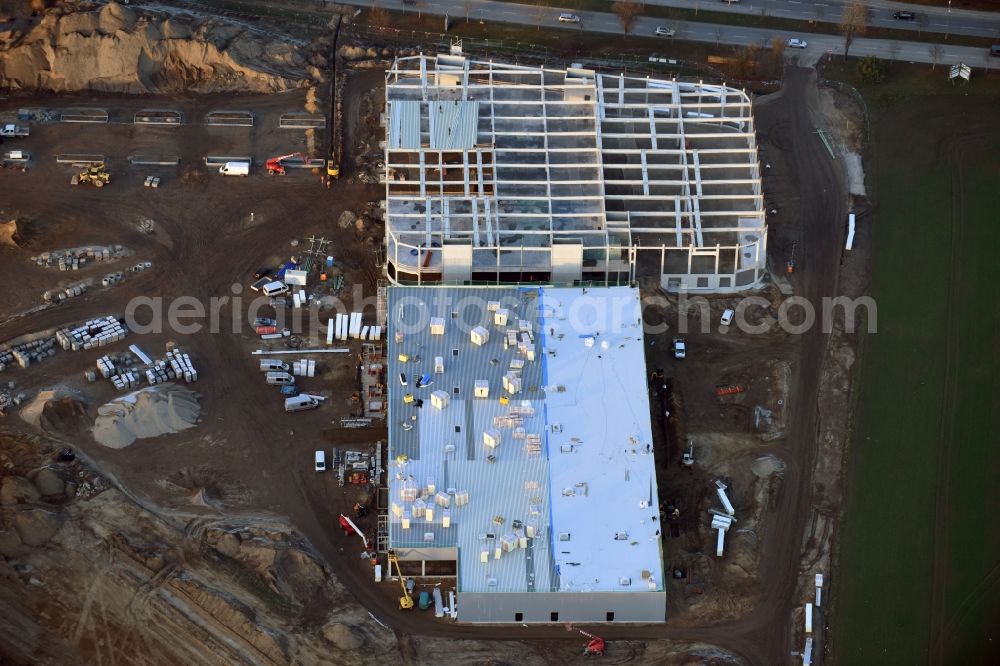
266,152,306,175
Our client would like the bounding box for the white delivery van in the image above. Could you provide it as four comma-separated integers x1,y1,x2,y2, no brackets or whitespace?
259,359,290,372
219,161,250,177
315,450,326,472
262,281,289,297
266,371,296,385
286,395,321,412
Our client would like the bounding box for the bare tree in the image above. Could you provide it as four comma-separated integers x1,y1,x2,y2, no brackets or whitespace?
745,43,761,78
770,36,786,73
929,43,944,70
612,0,645,38
715,27,723,46
369,4,390,27
464,0,473,23
839,0,868,59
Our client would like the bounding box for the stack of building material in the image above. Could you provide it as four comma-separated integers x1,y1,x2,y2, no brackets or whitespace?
129,344,153,365
96,355,117,379
144,361,172,385
517,331,535,361
166,348,198,383
502,371,521,395
429,317,446,335
335,313,349,340
483,430,501,449
292,359,316,377
348,312,363,339
470,326,489,346
711,480,737,557
57,316,128,351
430,390,449,409
111,369,141,391
2,338,58,369
525,433,542,456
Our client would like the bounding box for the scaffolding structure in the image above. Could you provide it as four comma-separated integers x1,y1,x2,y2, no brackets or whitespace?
383,55,766,292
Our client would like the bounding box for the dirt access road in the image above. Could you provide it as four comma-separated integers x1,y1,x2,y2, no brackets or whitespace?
0,66,844,664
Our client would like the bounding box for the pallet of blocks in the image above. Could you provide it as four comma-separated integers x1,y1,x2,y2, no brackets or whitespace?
166,347,198,383
56,315,128,351
111,369,141,391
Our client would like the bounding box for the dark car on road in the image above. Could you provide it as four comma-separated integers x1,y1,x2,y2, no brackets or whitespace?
893,11,916,21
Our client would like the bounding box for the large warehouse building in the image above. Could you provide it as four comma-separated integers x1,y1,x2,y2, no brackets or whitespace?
386,285,665,623
383,54,766,292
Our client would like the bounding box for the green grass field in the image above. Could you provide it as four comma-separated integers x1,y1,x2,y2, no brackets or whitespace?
832,67,1000,664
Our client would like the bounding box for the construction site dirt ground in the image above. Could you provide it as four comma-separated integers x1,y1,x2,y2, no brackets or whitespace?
1,44,865,666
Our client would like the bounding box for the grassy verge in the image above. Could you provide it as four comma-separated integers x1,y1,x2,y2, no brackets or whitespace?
825,59,1000,664
492,0,995,48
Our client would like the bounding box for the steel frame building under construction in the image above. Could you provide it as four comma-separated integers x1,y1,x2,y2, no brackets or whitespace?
382,54,766,292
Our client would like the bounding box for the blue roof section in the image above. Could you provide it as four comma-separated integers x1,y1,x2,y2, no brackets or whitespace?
387,286,664,595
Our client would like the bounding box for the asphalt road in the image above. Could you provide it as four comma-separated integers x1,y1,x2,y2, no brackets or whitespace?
358,0,1000,69
643,0,1000,39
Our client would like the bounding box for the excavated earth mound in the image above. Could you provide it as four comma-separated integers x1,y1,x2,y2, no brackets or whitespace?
0,1,315,94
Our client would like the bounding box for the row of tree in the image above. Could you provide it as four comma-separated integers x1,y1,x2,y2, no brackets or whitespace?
609,0,876,60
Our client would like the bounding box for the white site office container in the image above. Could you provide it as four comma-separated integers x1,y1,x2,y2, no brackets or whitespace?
805,603,813,634
412,498,426,519
716,527,726,556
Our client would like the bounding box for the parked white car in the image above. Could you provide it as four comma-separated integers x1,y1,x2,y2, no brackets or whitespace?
673,337,686,360
558,13,580,23
655,26,675,37
788,38,808,49
720,308,735,327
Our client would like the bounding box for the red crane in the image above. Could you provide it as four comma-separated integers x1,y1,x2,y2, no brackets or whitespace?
578,630,605,657
266,152,306,175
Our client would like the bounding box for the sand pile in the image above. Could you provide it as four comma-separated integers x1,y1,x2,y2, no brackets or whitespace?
0,219,22,248
0,2,317,94
92,384,201,449
750,455,786,478
20,386,87,431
